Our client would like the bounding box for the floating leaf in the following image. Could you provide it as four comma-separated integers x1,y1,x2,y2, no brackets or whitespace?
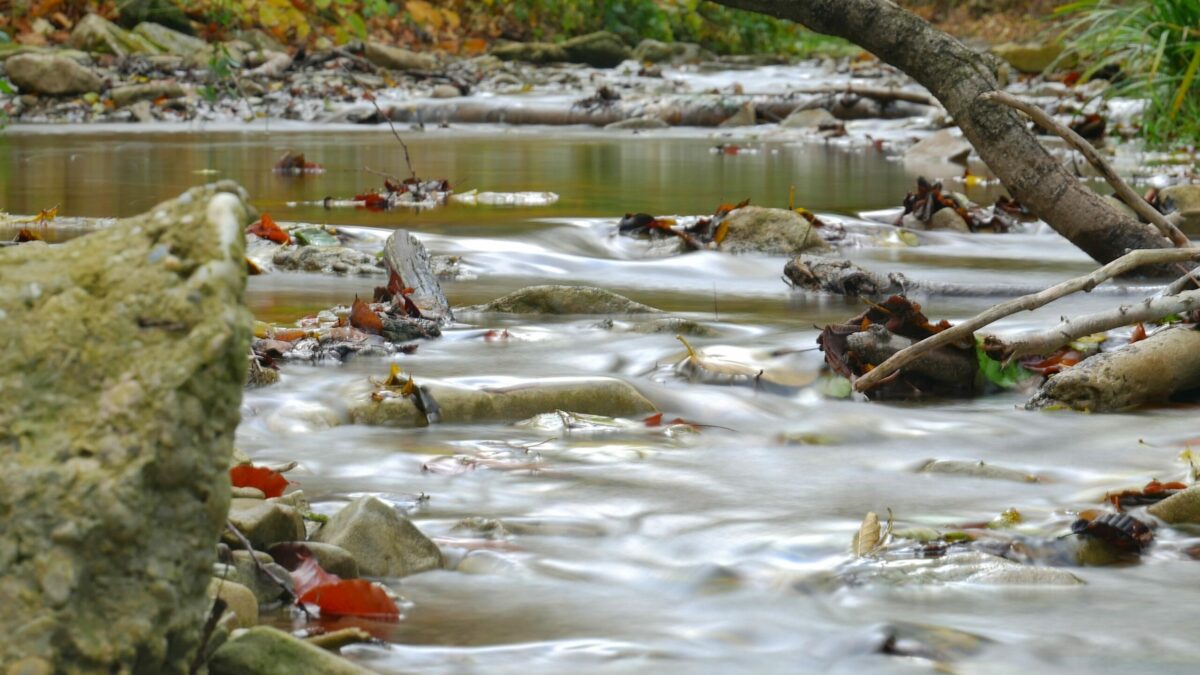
350,296,383,335
247,213,291,245
852,511,881,556
229,464,290,498
302,579,401,620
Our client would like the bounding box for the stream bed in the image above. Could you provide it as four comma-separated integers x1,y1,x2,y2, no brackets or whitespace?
4,118,1198,674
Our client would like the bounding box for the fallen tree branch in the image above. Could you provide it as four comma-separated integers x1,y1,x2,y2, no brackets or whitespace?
854,247,1200,392
981,91,1191,249
793,84,935,106
999,288,1200,360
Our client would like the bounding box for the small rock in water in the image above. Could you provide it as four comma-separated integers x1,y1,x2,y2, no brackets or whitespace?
226,498,306,549
431,84,461,99
918,459,1040,483
207,578,259,629
467,285,662,315
719,206,830,255
209,626,375,675
1148,486,1200,524
313,496,444,578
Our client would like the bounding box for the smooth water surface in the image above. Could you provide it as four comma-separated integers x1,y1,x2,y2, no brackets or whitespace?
4,122,1197,674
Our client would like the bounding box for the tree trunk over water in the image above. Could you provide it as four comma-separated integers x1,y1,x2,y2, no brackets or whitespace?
713,0,1177,272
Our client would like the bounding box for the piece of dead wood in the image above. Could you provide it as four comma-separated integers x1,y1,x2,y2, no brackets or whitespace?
1027,326,1200,411
982,91,1191,249
997,288,1200,360
854,247,1200,392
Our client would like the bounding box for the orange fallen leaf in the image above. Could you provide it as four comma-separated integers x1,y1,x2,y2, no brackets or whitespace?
301,579,400,621
247,213,291,245
229,464,290,498
350,296,384,335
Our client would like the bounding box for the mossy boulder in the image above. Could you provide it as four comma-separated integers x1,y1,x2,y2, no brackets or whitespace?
466,285,661,315
719,206,831,255
0,182,252,671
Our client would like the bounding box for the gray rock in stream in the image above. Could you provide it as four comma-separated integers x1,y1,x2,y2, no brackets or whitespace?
209,626,375,675
226,498,307,550
0,182,252,671
719,206,830,255
5,53,103,96
271,244,383,276
348,377,657,427
466,285,661,315
313,496,443,578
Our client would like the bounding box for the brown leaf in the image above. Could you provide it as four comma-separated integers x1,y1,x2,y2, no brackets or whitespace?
350,296,383,335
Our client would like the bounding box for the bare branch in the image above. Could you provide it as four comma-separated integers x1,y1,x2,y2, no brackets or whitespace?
981,91,1191,249
999,288,1200,359
854,247,1200,392
365,95,417,181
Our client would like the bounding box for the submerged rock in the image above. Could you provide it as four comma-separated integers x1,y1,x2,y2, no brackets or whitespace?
271,245,383,276
4,53,103,96
313,496,443,578
467,285,661,315
0,183,252,670
836,550,1082,587
209,626,375,675
348,376,657,427
719,206,830,255
605,116,670,130
918,459,1040,483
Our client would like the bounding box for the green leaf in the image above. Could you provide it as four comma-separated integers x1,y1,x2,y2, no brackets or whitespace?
347,13,368,41
975,337,1032,389
0,78,14,95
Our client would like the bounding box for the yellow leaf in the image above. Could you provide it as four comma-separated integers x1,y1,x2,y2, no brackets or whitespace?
852,512,881,556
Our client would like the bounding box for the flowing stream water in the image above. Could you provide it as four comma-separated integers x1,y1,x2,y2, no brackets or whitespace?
4,119,1198,674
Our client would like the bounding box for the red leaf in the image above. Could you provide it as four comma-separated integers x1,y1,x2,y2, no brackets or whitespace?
1023,348,1083,376
247,213,291,245
229,464,289,498
354,193,389,211
1130,322,1147,343
300,578,401,621
643,413,664,427
291,555,341,599
350,296,384,335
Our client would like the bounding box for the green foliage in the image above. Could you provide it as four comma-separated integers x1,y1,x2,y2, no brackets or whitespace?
974,338,1032,389
487,0,846,56
1058,0,1200,147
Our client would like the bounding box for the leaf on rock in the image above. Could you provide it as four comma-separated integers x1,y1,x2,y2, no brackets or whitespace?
247,213,291,245
350,296,384,335
1130,322,1147,343
229,464,290,498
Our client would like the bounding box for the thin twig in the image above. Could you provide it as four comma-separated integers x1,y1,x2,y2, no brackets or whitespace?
981,90,1191,248
998,288,1200,359
365,95,417,180
224,522,308,617
853,247,1200,392
188,597,227,675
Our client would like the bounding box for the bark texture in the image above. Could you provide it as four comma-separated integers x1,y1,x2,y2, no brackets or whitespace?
712,0,1176,269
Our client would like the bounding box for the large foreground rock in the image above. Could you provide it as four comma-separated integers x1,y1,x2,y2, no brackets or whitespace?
348,376,657,427
0,183,252,671
313,496,443,578
4,53,103,96
209,626,374,675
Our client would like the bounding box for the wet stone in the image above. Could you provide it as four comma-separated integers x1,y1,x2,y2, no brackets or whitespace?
226,498,306,550
466,285,661,315
312,496,444,578
209,626,375,675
